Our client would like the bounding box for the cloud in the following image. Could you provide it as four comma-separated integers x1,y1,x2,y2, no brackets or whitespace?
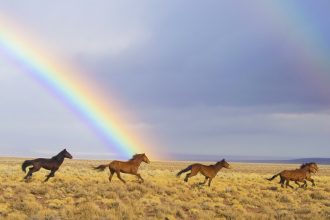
0,1,330,158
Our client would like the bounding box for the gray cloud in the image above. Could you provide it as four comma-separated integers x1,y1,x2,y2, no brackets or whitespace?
0,1,330,158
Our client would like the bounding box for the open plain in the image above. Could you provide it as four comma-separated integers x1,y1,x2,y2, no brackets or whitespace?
0,158,329,220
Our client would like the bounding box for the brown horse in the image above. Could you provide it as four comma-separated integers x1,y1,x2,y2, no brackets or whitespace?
176,159,231,186
267,162,318,188
94,153,150,184
22,149,73,182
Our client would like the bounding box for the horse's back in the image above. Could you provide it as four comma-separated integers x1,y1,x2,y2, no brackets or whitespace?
281,169,307,181
109,160,123,170
190,163,207,172
32,158,53,164
189,163,200,168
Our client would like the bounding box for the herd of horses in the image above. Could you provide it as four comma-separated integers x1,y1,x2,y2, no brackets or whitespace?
21,149,319,189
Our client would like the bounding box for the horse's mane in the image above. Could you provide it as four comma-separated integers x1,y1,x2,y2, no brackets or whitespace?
300,162,316,169
129,154,143,161
51,149,66,160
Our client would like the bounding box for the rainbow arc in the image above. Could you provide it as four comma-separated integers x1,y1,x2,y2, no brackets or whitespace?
0,14,155,159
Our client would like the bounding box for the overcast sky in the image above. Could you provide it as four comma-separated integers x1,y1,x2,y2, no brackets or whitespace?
0,1,330,159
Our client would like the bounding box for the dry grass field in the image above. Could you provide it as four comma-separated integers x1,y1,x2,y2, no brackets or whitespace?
0,158,329,220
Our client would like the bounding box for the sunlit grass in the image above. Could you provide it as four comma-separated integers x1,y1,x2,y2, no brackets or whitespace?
0,158,329,219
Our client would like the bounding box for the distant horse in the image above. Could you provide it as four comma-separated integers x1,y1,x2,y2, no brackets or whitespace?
267,162,318,188
94,153,150,184
176,159,231,186
22,149,73,182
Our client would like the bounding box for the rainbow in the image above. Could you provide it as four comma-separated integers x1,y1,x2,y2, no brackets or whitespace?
254,2,330,90
268,1,330,103
0,15,155,159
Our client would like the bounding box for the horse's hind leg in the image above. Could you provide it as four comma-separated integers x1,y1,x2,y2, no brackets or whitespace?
280,177,285,188
286,180,294,189
24,168,33,179
294,181,301,187
208,178,213,187
116,171,126,184
184,169,198,182
184,173,190,182
24,166,40,180
109,169,115,182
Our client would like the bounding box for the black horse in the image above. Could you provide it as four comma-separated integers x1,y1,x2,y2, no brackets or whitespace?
22,149,73,182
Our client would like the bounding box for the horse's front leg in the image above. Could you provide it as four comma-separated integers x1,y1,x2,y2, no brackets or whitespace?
306,177,315,186
44,170,56,182
200,176,208,185
301,180,307,188
135,173,144,183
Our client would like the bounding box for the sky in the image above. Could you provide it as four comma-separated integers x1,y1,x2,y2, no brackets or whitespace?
0,1,330,159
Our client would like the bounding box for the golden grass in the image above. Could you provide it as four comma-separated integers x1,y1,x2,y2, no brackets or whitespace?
0,158,329,219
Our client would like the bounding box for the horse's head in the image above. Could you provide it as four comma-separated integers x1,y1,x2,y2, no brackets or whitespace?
301,162,318,173
218,159,231,169
142,153,150,164
62,149,73,159
308,163,319,173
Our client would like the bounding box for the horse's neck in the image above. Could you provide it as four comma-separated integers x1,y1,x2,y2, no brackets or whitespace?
129,158,143,167
52,153,65,164
300,166,310,172
213,163,224,172
299,166,312,175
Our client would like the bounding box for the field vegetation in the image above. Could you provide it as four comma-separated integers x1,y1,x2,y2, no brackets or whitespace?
0,158,329,219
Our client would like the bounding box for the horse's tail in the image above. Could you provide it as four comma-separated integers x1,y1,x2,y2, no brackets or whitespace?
176,165,192,177
22,160,33,173
267,173,280,181
93,164,110,172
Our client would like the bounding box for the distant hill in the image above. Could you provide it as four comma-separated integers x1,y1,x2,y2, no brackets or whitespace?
168,154,330,164
283,158,330,165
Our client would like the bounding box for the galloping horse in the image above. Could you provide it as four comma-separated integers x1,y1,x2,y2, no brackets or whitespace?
176,159,231,186
22,149,73,182
94,153,150,184
267,162,318,188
